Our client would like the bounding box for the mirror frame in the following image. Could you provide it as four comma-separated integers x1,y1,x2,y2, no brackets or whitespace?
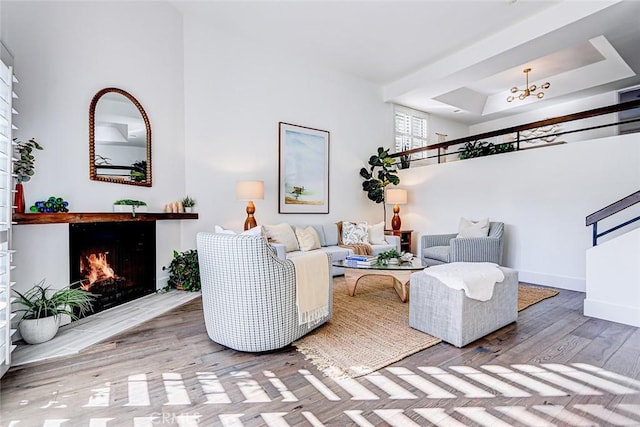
89,87,152,187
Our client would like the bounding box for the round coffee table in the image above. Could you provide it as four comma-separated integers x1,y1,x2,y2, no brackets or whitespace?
333,258,427,303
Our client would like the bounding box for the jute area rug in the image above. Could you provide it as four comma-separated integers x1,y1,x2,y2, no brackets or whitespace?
293,276,559,379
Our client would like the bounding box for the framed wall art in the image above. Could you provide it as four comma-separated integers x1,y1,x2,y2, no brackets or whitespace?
278,122,330,214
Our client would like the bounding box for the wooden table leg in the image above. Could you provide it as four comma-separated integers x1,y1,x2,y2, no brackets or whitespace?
343,268,412,302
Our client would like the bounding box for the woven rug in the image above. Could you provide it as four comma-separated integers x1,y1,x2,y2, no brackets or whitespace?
293,276,558,378
518,283,559,310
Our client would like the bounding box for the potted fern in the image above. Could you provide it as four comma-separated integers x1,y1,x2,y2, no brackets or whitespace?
13,280,96,344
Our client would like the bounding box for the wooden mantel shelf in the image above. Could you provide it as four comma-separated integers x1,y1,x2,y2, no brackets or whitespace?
13,212,199,225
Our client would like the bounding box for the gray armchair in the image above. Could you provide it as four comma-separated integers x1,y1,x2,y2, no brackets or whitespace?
196,232,332,352
420,222,504,267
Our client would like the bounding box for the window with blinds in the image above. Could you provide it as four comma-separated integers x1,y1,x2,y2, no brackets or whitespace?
394,105,429,160
0,47,16,379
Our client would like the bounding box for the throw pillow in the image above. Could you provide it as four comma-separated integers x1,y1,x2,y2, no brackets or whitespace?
263,223,300,252
457,217,490,238
342,221,369,245
214,225,236,235
241,225,266,238
367,221,387,245
295,226,321,251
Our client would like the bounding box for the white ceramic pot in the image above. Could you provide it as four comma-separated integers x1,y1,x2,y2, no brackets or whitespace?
184,207,193,213
19,316,61,344
113,204,148,213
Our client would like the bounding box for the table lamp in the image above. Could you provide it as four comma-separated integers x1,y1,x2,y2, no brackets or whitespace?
386,188,407,231
236,180,264,230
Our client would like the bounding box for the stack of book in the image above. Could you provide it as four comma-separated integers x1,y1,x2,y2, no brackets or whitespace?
344,255,378,266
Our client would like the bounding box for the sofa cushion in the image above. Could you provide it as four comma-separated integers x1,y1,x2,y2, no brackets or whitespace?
367,221,386,245
295,226,321,251
264,223,299,252
342,221,369,245
306,225,327,247
423,245,450,262
322,223,339,246
457,217,490,238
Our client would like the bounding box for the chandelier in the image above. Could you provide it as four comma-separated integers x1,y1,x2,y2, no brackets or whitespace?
507,68,550,102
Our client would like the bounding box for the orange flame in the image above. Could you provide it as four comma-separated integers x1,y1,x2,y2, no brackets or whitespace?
81,253,116,289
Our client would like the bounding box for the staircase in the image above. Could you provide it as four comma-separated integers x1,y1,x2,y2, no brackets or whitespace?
584,191,640,327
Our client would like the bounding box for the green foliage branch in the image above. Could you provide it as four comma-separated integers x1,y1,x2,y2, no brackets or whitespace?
162,249,201,292
14,138,44,183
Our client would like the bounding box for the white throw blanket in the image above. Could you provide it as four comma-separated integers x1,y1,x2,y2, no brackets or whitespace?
291,252,330,325
423,262,504,301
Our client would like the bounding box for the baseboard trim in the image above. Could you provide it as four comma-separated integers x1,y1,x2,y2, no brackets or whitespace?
584,299,640,327
518,270,585,292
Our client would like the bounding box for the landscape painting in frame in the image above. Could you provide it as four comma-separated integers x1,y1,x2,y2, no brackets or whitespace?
278,122,330,214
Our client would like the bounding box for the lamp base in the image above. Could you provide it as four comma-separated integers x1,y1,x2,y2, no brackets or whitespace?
391,214,401,231
244,201,257,231
391,203,401,231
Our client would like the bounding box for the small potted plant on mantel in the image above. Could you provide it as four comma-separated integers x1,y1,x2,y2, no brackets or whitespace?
13,279,95,344
181,196,196,213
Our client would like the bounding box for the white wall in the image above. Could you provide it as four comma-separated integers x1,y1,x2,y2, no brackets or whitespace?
180,8,391,247
400,132,640,291
1,1,185,293
585,227,640,327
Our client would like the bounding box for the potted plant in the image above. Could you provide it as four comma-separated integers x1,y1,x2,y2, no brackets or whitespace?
113,199,147,214
162,249,201,291
13,137,44,213
181,196,196,213
13,280,95,344
376,248,402,266
359,147,400,223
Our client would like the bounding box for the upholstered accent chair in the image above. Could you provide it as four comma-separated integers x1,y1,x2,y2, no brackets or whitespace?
196,232,333,352
420,222,505,267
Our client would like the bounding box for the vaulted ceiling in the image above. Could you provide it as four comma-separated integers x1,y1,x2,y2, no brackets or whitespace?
174,0,640,125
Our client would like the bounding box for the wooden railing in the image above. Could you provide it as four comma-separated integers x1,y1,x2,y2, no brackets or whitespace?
389,98,640,164
586,191,640,246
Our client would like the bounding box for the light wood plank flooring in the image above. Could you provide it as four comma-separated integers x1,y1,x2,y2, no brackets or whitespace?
2,278,640,426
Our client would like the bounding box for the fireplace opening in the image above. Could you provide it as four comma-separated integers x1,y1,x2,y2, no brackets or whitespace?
69,221,156,317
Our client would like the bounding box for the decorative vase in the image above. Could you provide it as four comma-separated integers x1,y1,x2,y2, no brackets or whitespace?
19,316,60,344
14,183,25,213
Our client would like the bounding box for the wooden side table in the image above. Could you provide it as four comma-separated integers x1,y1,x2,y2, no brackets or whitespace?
385,229,413,253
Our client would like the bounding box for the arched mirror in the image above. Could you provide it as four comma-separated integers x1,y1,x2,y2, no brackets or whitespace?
89,88,152,187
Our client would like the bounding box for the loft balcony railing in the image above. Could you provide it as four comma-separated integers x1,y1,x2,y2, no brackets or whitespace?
586,191,640,246
389,98,640,166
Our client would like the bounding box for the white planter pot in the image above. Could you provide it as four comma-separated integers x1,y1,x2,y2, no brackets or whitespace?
113,204,148,213
19,316,61,344
184,207,194,213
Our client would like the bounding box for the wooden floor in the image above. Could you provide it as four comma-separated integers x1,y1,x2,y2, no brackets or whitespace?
2,280,640,426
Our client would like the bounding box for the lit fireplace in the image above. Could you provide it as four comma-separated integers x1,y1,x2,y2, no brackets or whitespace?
80,252,117,289
69,222,156,318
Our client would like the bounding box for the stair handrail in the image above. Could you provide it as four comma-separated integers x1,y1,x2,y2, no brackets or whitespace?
585,190,640,246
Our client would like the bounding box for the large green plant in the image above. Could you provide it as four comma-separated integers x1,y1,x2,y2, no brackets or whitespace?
162,249,201,292
359,147,400,204
13,137,44,183
13,280,95,320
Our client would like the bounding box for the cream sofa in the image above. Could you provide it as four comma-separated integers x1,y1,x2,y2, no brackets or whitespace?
269,223,400,276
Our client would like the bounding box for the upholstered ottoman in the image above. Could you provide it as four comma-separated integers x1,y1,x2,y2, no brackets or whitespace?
409,266,518,347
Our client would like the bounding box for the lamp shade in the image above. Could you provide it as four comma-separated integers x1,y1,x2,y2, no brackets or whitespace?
236,181,264,201
386,188,407,205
